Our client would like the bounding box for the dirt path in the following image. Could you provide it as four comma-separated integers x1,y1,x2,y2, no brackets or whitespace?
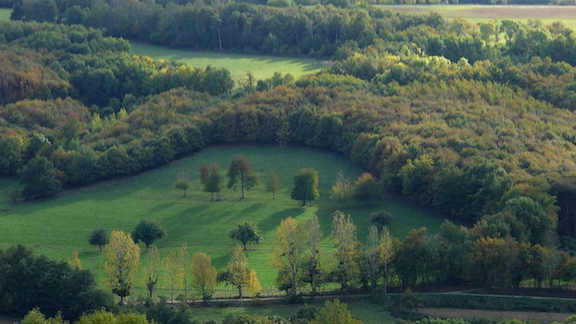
422,308,572,322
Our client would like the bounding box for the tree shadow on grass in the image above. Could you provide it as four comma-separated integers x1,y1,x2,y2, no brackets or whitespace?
257,207,306,235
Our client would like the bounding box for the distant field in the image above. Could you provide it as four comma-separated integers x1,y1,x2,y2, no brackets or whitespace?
0,8,11,22
0,146,446,295
130,42,324,81
378,5,576,31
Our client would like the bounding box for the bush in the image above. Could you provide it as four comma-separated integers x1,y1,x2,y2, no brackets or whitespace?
371,210,393,227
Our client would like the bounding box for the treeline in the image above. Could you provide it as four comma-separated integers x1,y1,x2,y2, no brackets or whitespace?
12,0,576,66
0,21,233,109
4,70,576,238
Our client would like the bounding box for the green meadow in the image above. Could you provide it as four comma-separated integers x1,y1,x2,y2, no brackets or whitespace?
130,42,325,81
0,146,446,292
0,8,11,22
378,4,576,31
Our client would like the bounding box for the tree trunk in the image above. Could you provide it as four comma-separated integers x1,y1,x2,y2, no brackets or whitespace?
218,25,222,51
241,172,244,199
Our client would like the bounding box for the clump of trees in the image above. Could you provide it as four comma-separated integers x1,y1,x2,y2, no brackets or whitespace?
0,245,114,320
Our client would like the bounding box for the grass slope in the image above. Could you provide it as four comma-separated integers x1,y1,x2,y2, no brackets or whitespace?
0,146,445,292
378,4,576,31
0,8,11,22
130,42,324,81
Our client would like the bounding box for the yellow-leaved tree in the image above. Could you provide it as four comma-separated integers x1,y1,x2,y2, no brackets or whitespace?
269,217,307,296
178,244,190,302
143,245,161,300
191,252,217,302
162,249,180,303
311,300,362,324
103,230,140,304
227,244,250,300
247,269,262,297
68,250,82,270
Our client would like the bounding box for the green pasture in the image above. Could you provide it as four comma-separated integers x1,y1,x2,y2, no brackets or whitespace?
0,8,11,22
130,42,325,81
377,4,576,31
0,146,446,293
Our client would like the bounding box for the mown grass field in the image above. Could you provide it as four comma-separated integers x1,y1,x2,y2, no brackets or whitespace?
0,146,445,293
189,299,394,323
378,5,576,31
0,8,11,22
130,42,325,81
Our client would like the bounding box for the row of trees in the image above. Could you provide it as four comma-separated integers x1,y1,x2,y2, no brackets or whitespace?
15,0,576,66
99,230,263,304
268,212,576,296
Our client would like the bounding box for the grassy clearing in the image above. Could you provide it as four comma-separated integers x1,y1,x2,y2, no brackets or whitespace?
189,299,394,323
377,5,576,31
0,145,446,292
130,42,325,81
0,8,11,22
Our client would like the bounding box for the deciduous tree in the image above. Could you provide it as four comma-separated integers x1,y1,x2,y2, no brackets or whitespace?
227,244,250,300
330,171,355,205
266,171,281,199
103,231,140,304
229,222,262,250
291,168,319,206
143,245,161,300
191,252,217,302
227,155,259,199
132,220,166,252
174,173,191,197
354,173,380,206
270,217,308,296
89,228,109,252
332,211,359,291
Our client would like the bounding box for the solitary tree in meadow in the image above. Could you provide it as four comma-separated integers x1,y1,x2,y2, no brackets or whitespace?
132,220,166,252
174,173,191,197
103,231,140,305
291,168,319,206
227,155,259,199
89,228,109,252
266,171,281,199
229,222,262,251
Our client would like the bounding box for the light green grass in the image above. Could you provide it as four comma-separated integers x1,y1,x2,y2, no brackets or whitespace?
377,4,576,31
130,42,324,81
0,8,11,22
188,299,394,324
0,146,446,294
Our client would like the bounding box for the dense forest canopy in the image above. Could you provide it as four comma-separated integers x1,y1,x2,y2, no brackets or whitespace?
4,1,576,250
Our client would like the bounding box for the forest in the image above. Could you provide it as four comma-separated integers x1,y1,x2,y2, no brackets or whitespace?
5,0,576,322
4,13,576,237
